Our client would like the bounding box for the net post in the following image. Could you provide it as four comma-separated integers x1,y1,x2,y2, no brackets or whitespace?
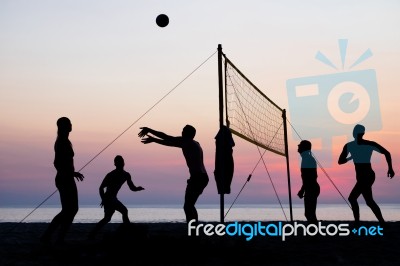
282,109,294,222
218,44,225,223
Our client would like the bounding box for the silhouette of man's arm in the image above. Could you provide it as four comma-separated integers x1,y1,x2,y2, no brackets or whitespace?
362,140,395,178
126,174,145,192
139,127,172,139
74,172,84,182
338,144,352,165
139,127,182,147
297,185,305,199
98,175,109,207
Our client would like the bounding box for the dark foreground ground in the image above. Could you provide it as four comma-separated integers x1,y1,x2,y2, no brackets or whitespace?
0,221,399,266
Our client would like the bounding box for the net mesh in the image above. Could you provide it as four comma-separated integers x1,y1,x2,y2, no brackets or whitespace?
224,56,286,156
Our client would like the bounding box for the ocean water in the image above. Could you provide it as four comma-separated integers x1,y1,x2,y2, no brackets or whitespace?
1,204,400,223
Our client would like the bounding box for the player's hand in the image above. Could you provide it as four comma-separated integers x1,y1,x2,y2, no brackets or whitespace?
388,168,395,179
141,136,154,144
297,190,304,199
74,172,84,181
138,127,150,138
135,186,145,191
100,201,104,208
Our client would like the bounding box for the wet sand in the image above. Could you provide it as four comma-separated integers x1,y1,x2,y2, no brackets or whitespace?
0,221,399,266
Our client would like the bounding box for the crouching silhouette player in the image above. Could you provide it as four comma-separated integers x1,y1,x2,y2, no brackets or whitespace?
88,155,144,239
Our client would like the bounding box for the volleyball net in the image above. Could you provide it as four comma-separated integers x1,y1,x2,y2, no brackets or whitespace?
217,45,293,222
223,56,286,156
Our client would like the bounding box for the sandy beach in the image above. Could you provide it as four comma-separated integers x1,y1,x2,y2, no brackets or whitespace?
0,221,399,266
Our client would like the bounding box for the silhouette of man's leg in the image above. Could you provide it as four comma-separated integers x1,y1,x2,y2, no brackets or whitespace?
361,183,385,223
184,189,200,223
89,207,114,239
312,186,320,222
304,194,317,223
304,194,310,222
41,211,63,243
184,178,208,223
306,190,319,223
348,182,362,223
114,200,130,224
56,182,79,243
41,178,77,243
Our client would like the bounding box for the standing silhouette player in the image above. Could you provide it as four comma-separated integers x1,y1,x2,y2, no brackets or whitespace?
88,155,144,239
138,125,209,223
41,117,84,244
338,124,395,225
297,140,320,223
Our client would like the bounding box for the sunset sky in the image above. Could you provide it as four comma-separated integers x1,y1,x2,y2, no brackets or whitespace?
1,0,399,216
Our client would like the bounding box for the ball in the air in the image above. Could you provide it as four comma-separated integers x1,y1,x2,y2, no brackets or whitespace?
156,14,169,27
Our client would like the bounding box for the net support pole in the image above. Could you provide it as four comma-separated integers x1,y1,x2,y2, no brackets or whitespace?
282,109,294,222
218,44,225,223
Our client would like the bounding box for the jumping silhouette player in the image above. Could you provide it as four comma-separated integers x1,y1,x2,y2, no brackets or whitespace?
41,117,85,244
338,124,395,225
88,155,144,239
138,125,209,223
297,140,320,223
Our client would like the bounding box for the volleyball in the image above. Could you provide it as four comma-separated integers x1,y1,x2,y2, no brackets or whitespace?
156,14,169,27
